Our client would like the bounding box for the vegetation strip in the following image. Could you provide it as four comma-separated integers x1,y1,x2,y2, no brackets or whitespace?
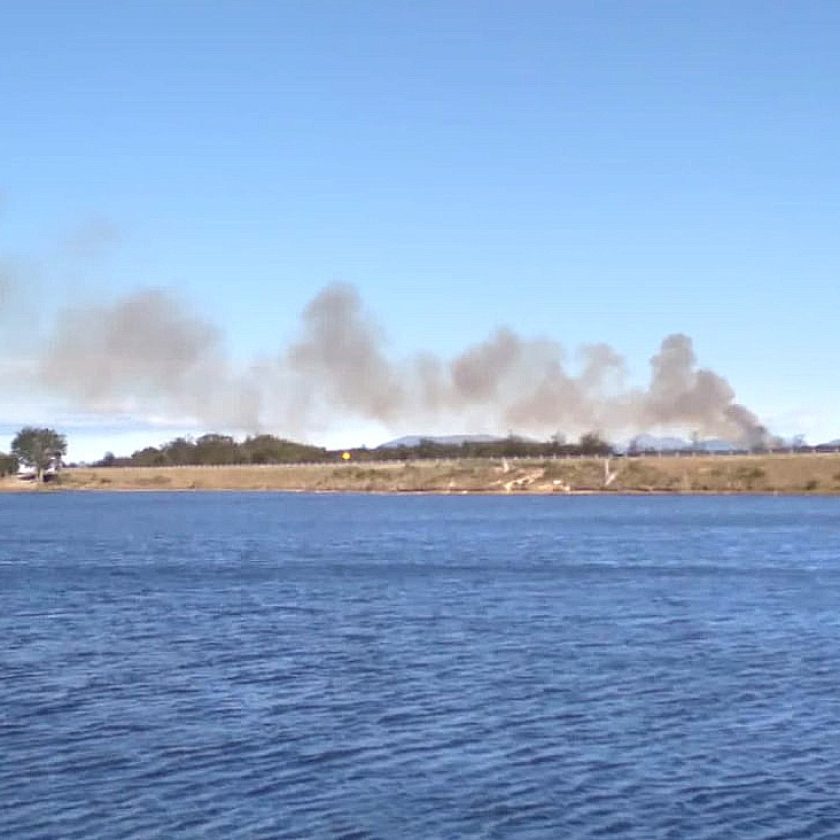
5,454,838,495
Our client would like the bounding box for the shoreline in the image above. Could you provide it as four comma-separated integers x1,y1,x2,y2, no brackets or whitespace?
4,488,839,497
4,453,840,496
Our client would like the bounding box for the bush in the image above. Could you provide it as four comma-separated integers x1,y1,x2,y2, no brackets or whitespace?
0,452,18,476
733,465,766,489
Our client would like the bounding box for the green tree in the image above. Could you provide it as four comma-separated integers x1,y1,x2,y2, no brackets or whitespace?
0,452,18,476
577,431,612,456
11,427,67,482
130,446,166,467
162,436,196,465
194,434,238,465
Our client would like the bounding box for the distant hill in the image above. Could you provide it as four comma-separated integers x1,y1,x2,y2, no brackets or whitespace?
696,438,739,453
621,434,690,452
378,434,505,449
381,433,744,452
619,435,738,453
818,439,840,448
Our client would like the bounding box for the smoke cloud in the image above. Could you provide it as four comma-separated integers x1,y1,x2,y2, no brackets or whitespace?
39,290,261,429
30,281,770,446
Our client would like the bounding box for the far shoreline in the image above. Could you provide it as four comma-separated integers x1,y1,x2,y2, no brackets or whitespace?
4,488,839,497
4,453,840,496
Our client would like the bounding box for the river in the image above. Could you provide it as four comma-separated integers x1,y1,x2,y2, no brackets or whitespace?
3,493,840,837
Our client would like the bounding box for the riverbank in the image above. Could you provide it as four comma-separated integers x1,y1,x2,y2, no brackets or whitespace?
4,453,840,494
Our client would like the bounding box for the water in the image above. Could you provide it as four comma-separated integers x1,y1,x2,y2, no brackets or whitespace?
3,492,840,838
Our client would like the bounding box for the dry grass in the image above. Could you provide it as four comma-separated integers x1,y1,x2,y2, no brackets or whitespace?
3,452,839,494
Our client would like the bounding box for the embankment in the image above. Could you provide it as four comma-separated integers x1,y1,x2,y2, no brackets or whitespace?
6,453,840,494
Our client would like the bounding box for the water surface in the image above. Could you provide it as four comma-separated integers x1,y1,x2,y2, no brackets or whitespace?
3,493,840,838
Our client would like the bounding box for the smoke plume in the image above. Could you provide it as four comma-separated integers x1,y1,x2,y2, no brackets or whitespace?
32,281,770,446
39,290,261,429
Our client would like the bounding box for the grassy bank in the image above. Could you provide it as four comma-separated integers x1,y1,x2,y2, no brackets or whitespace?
6,453,840,494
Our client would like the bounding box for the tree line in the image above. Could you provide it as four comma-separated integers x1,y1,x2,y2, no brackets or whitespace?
365,433,612,461
0,428,615,478
97,434,331,467
94,431,613,467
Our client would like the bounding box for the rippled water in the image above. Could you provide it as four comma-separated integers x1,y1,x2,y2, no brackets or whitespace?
3,492,840,838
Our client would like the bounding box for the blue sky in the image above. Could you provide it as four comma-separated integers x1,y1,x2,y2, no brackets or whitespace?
2,1,839,459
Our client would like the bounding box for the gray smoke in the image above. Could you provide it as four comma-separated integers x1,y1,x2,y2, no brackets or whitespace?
39,290,261,429
284,284,405,421
643,334,770,447
33,281,771,446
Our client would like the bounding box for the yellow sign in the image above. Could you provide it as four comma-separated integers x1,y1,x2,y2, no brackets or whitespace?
341,451,352,461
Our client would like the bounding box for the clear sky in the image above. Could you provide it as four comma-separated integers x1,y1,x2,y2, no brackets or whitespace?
2,1,839,460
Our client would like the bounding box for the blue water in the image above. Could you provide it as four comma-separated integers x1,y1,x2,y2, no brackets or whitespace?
3,493,840,838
